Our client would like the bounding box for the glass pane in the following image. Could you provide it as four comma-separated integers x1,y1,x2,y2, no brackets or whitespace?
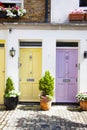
79,0,87,7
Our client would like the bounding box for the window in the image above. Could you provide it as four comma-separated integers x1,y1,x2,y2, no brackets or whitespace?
56,42,78,47
79,0,87,7
20,42,42,47
0,0,21,8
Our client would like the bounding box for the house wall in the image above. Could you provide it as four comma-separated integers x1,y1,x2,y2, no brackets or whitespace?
24,0,45,22
0,0,50,23
51,0,86,23
0,28,87,99
24,0,50,22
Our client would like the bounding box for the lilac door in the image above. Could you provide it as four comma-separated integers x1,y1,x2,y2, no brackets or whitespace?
56,49,78,102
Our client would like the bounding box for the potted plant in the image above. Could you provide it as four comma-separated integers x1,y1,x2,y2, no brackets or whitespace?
6,6,26,18
0,5,26,18
39,71,54,110
69,9,85,21
4,77,20,110
0,5,7,18
76,92,87,110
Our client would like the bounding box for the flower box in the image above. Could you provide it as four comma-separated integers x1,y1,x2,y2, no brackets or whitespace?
0,6,26,18
85,13,87,21
69,13,84,21
0,11,7,18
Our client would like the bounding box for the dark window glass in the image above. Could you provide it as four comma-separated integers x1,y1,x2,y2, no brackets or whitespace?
79,0,87,7
0,2,20,8
20,42,42,47
0,44,4,47
56,42,78,47
3,3,16,8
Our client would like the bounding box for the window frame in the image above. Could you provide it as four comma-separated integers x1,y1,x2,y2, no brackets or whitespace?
0,0,23,8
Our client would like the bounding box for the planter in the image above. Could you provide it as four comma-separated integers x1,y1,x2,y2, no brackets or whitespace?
0,11,7,18
4,96,19,110
69,13,84,21
40,99,52,110
80,101,87,110
0,17,21,22
85,13,87,21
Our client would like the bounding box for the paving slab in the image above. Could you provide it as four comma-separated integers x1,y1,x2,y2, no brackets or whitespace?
0,104,87,130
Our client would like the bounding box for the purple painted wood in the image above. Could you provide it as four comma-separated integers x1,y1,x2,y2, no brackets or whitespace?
56,49,78,102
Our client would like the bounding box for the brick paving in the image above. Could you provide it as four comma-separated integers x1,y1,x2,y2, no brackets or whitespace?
0,104,87,130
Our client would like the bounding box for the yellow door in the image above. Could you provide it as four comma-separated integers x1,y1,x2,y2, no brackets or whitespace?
0,42,5,104
19,48,42,101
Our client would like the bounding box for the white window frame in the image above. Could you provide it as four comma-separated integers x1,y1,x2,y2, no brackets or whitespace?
0,0,24,8
0,0,21,3
79,0,87,10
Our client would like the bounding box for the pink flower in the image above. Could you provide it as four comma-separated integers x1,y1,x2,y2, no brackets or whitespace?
70,9,85,14
16,6,19,10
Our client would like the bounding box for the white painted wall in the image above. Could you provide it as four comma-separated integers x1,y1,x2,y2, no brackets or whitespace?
8,30,87,92
0,30,8,39
0,29,87,96
51,0,86,23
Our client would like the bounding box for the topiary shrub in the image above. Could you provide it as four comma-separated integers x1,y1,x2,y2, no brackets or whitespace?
5,77,15,95
4,77,20,110
39,71,54,100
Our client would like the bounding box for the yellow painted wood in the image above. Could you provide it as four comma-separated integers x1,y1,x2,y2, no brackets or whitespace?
0,40,5,43
0,42,5,104
19,48,42,101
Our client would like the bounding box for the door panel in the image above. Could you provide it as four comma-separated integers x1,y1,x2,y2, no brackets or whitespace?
0,45,5,104
19,48,42,101
56,49,78,102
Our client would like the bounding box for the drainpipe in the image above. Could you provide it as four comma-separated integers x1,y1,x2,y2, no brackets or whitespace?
45,0,48,23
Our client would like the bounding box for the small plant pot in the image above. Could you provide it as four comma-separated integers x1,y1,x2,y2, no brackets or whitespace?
80,101,87,110
4,96,19,110
40,99,52,110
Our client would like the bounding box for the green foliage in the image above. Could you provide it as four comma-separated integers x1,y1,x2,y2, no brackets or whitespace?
39,71,54,97
5,77,15,94
4,77,20,97
76,92,87,101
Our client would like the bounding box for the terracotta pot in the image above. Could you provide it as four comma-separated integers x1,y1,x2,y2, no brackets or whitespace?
80,101,87,110
40,100,52,110
85,13,87,21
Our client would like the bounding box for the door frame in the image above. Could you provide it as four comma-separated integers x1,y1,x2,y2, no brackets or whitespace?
0,40,6,104
19,41,42,102
56,42,79,102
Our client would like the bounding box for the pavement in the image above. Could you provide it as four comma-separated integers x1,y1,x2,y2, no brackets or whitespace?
0,104,87,130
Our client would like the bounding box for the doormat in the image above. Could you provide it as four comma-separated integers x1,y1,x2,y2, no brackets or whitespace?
17,105,41,111
67,105,82,111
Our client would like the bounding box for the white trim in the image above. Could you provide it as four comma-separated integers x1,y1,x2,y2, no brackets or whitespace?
19,47,42,48
0,0,21,3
